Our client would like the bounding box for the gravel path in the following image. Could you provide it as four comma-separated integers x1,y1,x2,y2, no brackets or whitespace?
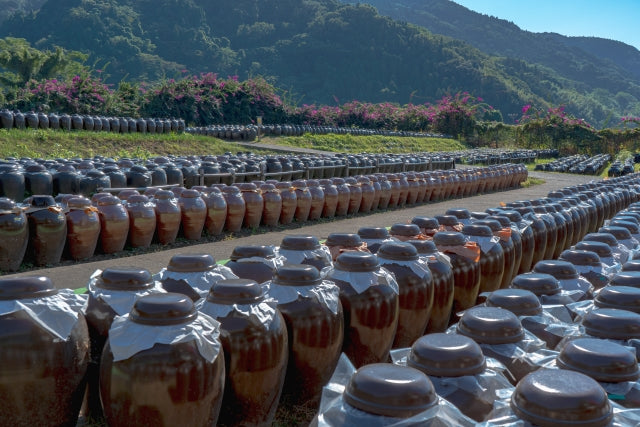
4,169,598,289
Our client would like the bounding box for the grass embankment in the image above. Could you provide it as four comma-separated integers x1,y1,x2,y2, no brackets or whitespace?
266,134,466,153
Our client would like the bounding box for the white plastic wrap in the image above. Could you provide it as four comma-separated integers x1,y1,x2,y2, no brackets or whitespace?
197,297,278,331
478,382,640,426
377,258,432,280
466,235,501,254
155,265,238,298
311,354,476,427
539,288,588,306
0,289,87,340
87,269,166,316
108,311,221,362
229,254,287,271
619,238,639,252
266,279,341,315
327,267,399,295
277,245,333,271
573,264,609,287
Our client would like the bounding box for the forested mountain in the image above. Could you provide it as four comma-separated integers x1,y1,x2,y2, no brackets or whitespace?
1,0,639,127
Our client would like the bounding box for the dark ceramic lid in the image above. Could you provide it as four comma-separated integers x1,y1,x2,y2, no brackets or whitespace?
153,189,176,200
25,163,46,172
260,183,277,191
26,195,56,207
461,224,493,238
574,241,613,259
272,264,322,287
594,286,640,314
335,252,380,272
432,231,466,247
486,289,543,317
583,233,619,247
66,196,92,209
622,260,640,272
292,179,307,188
280,235,320,251
179,189,201,198
456,306,525,344
533,260,579,280
377,241,419,261
344,363,438,418
599,226,632,241
0,197,16,210
473,219,502,232
96,194,122,206
389,224,422,237
406,240,438,255
411,216,439,229
95,267,154,291
557,337,640,383
446,208,471,219
207,278,265,305
0,276,58,300
547,190,564,198
558,250,601,267
609,271,640,288
127,194,150,204
358,227,390,240
434,215,459,227
332,178,345,185
325,233,363,247
501,210,523,222
471,212,489,220
613,215,640,225
510,369,612,426
238,182,258,191
229,245,275,261
610,220,640,235
407,333,486,377
582,308,640,340
166,253,216,272
130,293,197,326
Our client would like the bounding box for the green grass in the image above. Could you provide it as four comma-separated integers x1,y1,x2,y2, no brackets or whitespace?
265,133,467,153
0,128,275,159
520,177,546,188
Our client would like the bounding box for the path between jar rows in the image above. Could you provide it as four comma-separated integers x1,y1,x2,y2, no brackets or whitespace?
4,169,598,290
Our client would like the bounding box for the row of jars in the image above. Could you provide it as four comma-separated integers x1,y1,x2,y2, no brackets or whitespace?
0,109,185,134
4,172,640,425
0,165,527,271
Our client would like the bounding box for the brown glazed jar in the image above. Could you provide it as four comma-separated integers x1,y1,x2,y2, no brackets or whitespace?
491,215,523,282
151,190,181,245
509,369,613,426
238,183,264,229
0,198,28,271
405,173,420,205
434,231,481,317
325,232,370,261
65,196,100,260
357,176,375,213
500,210,535,274
222,185,246,232
344,177,362,215
278,235,333,272
178,189,207,240
84,267,159,420
275,181,296,225
0,276,89,426
376,175,392,209
369,175,382,209
95,194,130,254
100,293,225,427
407,240,455,333
331,178,351,216
306,179,325,221
387,174,401,208
125,194,156,248
201,279,288,426
225,245,281,284
268,264,343,406
328,252,399,367
24,195,67,266
293,179,312,223
467,221,509,291
318,179,338,218
203,187,227,235
534,205,564,259
260,183,282,227
377,242,434,348
514,208,548,268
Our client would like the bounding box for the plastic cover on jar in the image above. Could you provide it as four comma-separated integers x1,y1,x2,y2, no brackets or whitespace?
311,354,476,427
265,277,341,315
155,262,238,299
327,265,399,295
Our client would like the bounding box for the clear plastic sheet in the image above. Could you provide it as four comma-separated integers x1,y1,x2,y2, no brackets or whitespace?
619,238,639,252
266,279,341,315
542,304,575,323
573,264,609,288
327,266,399,295
539,288,588,305
276,245,333,274
155,265,238,298
466,235,501,254
377,258,432,280
478,380,640,426
87,269,166,316
197,296,278,331
390,348,514,407
311,354,476,427
0,289,87,340
230,254,287,271
108,311,221,362
558,276,594,294
519,310,577,349
359,237,398,248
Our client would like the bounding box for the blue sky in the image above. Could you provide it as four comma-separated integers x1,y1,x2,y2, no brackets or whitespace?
453,0,640,50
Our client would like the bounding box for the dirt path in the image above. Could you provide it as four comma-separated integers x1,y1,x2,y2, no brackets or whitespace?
4,169,598,289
